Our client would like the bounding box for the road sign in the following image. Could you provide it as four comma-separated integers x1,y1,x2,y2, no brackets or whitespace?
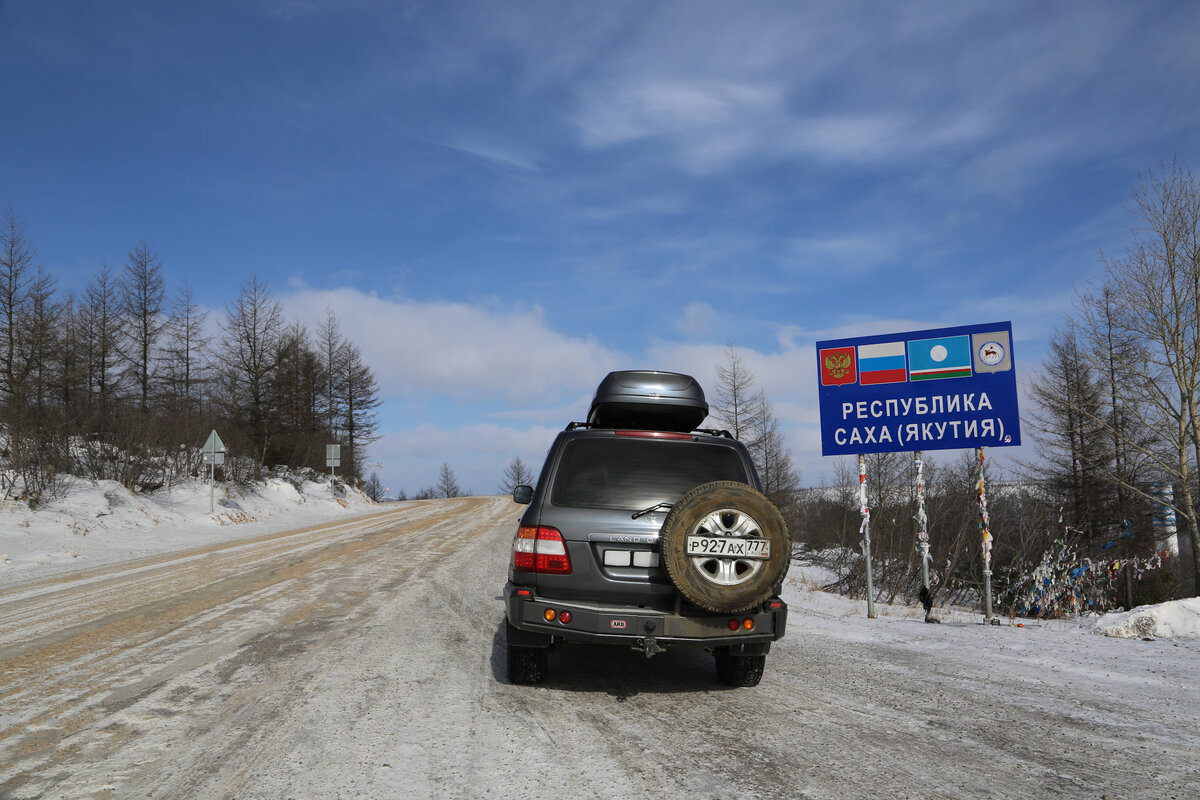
816,321,1021,456
202,430,226,513
202,430,225,454
326,444,341,467
202,430,226,465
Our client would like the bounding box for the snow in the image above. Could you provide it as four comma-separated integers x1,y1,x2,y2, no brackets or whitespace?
3,486,1199,798
5,478,1199,644
781,566,1200,640
1095,598,1200,640
0,475,380,585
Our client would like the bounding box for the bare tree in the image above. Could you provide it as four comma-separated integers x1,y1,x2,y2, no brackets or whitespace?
341,341,380,482
1075,159,1200,594
1025,326,1112,532
0,208,36,412
0,211,61,498
0,210,386,501
271,321,325,469
710,346,764,444
498,455,534,494
82,265,125,434
749,391,799,514
219,274,283,478
161,281,211,453
364,471,385,502
437,462,463,498
119,242,166,414
316,308,345,439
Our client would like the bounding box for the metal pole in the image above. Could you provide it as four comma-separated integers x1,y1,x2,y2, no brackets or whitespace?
859,453,876,619
915,451,938,623
209,458,215,514
915,451,930,590
976,447,996,624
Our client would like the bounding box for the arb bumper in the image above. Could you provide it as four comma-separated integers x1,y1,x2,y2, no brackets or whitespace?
504,581,787,651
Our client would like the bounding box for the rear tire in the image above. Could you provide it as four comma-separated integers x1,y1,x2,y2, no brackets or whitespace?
506,641,547,685
714,649,766,687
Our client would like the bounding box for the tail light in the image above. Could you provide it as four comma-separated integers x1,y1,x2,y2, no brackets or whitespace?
512,525,572,574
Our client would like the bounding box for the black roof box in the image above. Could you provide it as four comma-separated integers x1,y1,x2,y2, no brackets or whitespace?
587,370,708,432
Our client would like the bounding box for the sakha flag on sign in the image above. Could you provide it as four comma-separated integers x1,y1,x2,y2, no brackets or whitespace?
857,341,907,385
819,346,856,386
907,335,972,381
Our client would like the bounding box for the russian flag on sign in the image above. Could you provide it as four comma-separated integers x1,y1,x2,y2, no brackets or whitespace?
857,341,907,384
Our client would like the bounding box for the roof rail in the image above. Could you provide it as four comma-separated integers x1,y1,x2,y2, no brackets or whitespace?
564,421,734,440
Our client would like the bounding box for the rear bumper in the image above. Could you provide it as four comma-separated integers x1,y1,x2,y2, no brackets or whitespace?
504,581,787,650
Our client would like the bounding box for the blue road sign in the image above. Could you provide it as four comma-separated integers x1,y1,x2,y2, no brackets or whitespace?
816,321,1020,456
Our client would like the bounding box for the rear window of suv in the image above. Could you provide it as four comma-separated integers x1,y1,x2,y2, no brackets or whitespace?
551,437,748,510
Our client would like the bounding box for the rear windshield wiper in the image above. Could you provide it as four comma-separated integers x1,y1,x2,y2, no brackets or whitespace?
632,502,673,519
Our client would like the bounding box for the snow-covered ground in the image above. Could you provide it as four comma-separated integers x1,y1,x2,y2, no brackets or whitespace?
3,487,1199,798
4,477,1198,642
0,475,380,584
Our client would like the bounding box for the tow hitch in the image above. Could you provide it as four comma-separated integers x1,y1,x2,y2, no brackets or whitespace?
637,636,666,658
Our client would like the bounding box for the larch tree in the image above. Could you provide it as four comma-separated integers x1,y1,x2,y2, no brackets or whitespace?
1075,160,1200,594
119,242,166,415
499,455,535,494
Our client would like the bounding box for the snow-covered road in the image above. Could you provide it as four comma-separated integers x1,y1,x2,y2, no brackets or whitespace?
2,496,1198,799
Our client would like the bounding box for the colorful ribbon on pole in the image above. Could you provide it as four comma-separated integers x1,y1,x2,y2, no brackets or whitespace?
977,447,996,622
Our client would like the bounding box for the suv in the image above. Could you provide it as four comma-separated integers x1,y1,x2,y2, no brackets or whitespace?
503,370,790,687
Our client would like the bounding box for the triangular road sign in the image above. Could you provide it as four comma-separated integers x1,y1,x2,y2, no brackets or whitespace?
202,430,225,453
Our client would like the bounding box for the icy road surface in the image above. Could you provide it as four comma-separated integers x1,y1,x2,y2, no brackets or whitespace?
2,496,1198,799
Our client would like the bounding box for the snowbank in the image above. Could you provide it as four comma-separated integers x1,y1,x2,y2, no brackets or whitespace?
1094,598,1200,640
0,475,380,585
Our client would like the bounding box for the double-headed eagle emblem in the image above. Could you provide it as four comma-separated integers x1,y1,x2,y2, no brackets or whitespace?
824,351,853,379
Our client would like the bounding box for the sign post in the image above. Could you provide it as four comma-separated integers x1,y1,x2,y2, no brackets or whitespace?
816,321,1020,622
201,430,226,514
858,454,876,619
914,451,937,622
977,447,996,624
326,444,341,496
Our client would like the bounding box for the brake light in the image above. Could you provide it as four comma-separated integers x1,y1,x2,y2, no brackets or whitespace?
512,525,572,574
615,430,692,440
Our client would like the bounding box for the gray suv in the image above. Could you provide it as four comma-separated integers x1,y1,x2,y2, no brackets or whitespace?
503,370,790,687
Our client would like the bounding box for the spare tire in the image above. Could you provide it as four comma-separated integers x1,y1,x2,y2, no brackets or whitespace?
659,481,790,613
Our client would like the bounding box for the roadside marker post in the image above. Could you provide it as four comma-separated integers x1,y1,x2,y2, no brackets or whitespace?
201,430,226,514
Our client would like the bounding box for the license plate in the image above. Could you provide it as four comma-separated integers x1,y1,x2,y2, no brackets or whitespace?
685,535,770,559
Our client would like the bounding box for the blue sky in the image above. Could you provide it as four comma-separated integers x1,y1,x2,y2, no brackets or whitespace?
3,1,1200,495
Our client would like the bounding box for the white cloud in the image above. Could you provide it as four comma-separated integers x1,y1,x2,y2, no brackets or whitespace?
280,286,622,406
674,301,718,339
370,421,562,497
441,137,540,172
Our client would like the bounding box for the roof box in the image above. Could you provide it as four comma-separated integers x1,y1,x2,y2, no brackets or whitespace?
587,370,709,432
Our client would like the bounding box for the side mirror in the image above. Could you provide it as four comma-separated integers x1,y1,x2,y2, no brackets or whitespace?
512,485,534,505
